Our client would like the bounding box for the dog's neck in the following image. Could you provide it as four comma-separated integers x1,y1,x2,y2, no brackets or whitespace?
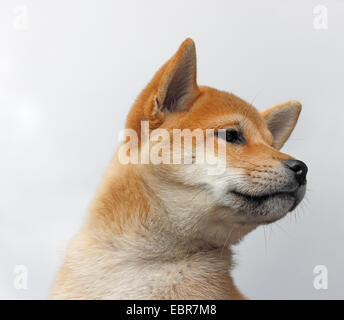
81,160,249,298
87,160,255,263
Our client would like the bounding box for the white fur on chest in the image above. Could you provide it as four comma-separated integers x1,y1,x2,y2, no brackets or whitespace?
54,234,231,299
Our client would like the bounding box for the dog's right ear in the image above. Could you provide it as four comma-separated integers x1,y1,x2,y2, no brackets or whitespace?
261,101,302,150
126,39,199,135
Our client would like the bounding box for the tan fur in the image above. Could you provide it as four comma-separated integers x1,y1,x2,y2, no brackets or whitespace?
50,39,304,300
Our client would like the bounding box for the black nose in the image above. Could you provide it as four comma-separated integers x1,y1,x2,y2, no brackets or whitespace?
285,159,308,185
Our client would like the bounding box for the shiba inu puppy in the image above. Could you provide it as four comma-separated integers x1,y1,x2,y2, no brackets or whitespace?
50,39,307,299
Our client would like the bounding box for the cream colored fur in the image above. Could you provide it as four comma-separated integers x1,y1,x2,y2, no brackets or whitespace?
50,39,305,300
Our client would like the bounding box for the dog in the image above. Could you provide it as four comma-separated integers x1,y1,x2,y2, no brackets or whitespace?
50,39,307,299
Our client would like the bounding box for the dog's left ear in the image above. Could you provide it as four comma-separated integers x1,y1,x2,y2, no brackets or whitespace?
261,101,302,150
126,39,200,136
155,38,199,114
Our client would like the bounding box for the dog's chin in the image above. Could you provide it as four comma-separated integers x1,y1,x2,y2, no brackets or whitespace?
228,184,306,225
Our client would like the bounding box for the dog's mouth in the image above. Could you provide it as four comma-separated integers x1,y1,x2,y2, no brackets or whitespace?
231,190,296,203
230,186,306,217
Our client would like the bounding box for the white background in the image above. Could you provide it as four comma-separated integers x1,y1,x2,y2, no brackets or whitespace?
1,0,343,299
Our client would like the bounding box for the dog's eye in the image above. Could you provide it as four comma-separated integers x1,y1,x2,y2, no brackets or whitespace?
217,129,244,144
226,130,240,143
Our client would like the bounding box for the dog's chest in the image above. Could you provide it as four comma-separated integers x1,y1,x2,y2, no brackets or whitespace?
79,248,232,299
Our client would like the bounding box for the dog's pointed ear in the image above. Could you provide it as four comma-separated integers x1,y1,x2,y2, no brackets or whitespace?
126,39,199,136
261,101,302,150
155,38,199,114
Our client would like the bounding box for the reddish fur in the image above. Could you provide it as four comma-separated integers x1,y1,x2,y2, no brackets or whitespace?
50,39,302,300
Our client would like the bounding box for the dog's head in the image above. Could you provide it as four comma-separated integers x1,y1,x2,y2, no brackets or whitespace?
123,39,307,243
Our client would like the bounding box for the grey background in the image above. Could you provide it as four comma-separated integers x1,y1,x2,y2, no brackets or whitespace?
0,0,343,299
